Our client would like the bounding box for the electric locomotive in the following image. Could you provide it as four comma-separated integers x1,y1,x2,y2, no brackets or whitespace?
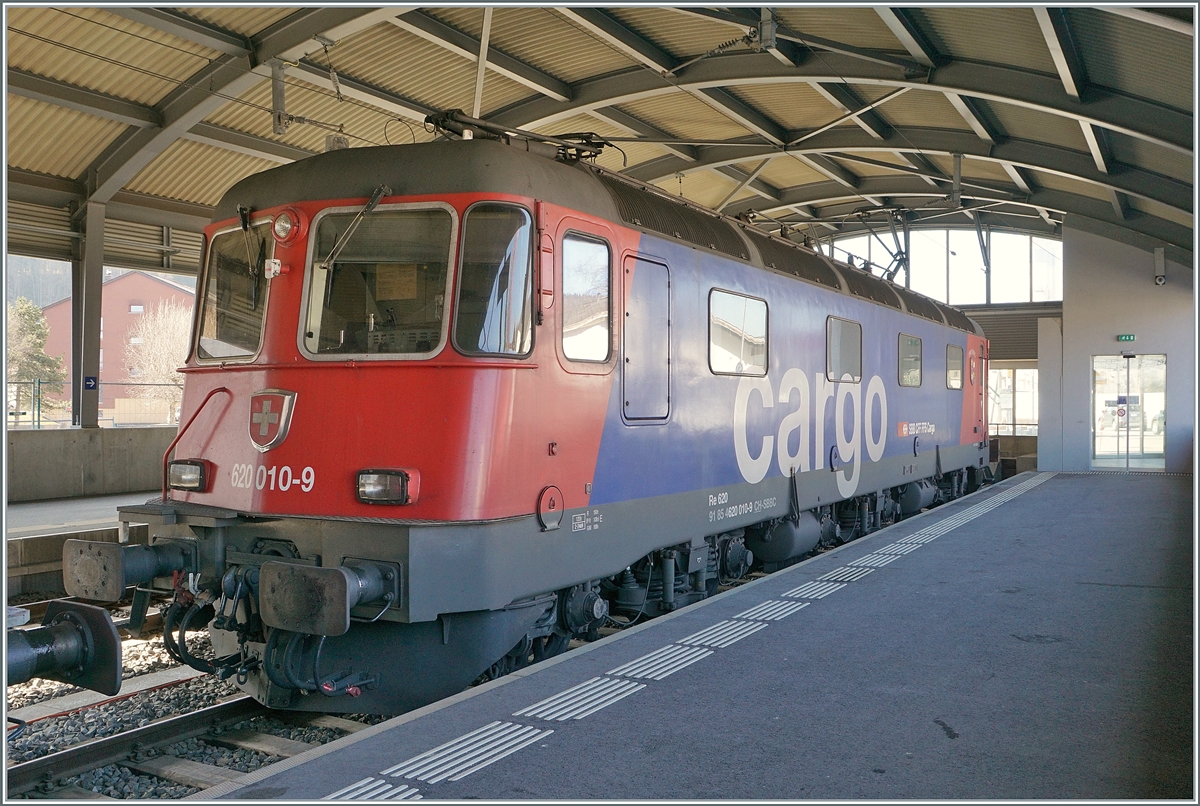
62,114,990,714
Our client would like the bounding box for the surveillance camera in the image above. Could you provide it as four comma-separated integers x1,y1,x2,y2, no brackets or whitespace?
1155,274,1166,286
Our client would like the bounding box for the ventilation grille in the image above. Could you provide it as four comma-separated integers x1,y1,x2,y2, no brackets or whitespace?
743,229,842,289
890,284,946,325
836,265,901,309
932,300,978,334
596,174,749,260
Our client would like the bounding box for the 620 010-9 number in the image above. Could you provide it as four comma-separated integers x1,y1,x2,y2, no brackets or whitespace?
230,463,314,492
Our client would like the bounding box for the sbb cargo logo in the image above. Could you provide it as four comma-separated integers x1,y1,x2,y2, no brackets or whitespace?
897,421,936,437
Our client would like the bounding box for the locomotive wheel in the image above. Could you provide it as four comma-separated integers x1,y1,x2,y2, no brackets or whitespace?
532,633,570,662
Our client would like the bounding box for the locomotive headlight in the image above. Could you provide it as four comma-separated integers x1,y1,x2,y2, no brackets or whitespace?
270,208,306,246
168,460,209,492
357,469,419,504
272,212,293,240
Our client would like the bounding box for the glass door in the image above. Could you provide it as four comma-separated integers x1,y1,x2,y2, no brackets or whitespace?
1091,354,1166,470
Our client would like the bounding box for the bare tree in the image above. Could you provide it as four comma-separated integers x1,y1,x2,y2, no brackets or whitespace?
124,298,193,414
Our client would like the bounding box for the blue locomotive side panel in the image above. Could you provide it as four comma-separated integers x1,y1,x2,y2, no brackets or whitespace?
591,233,976,506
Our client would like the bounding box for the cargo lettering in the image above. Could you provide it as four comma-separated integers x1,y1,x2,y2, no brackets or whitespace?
734,372,888,498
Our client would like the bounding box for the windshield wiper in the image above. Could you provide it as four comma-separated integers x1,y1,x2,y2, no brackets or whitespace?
320,185,391,271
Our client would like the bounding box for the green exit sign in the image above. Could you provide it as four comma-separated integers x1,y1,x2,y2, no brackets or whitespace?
1117,334,1136,342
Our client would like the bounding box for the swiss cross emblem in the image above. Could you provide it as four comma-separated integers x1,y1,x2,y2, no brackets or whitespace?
249,389,296,452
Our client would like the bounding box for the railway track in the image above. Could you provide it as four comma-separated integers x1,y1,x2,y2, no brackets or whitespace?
7,695,376,798
2,552,816,798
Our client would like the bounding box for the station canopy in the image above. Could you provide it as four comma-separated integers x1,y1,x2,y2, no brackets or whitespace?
6,6,1194,274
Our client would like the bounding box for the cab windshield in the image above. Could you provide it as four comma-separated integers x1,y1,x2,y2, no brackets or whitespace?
196,223,273,360
304,208,454,356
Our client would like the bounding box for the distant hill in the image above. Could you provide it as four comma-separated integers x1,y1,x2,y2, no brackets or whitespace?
6,255,71,308
5,256,197,309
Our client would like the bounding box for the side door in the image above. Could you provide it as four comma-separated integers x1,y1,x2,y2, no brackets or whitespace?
622,256,670,421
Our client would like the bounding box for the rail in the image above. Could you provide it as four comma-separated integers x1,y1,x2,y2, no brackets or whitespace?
6,696,267,794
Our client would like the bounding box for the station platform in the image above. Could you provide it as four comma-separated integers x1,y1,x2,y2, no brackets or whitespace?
5,491,157,539
197,471,1193,800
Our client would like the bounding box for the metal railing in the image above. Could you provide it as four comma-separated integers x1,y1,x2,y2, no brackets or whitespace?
6,381,182,429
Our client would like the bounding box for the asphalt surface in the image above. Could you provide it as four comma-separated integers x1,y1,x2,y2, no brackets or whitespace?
5,491,158,538
204,472,1193,800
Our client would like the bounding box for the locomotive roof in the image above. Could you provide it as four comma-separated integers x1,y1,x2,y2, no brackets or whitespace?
212,140,981,337
212,139,621,225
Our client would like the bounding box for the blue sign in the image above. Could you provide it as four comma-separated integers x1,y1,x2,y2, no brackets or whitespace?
84,376,98,390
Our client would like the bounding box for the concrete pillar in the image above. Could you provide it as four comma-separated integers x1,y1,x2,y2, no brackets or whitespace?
79,201,105,428
1037,317,1063,471
70,221,84,426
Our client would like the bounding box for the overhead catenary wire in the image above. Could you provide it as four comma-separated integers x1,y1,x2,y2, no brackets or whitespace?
8,24,388,148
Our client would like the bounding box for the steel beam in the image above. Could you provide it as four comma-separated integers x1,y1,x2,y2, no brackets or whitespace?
874,8,944,67
623,129,1190,215
695,87,786,144
106,8,251,56
1080,122,1113,174
810,82,892,140
554,8,676,73
1034,8,1088,101
9,168,215,232
389,11,571,102
79,8,404,205
719,175,1192,249
490,52,1190,156
8,68,322,165
290,60,435,123
945,93,1003,144
7,68,160,128
79,202,105,428
182,123,316,163
714,161,779,208
587,107,697,162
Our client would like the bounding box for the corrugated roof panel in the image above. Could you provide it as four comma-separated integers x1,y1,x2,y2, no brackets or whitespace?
756,156,825,189
652,169,738,211
1106,132,1193,184
176,7,297,38
911,7,1057,74
727,83,848,131
7,94,130,179
775,7,909,50
852,86,973,132
7,200,76,262
608,8,748,59
1127,197,1193,230
618,90,755,142
105,218,172,271
426,8,633,85
169,229,204,274
1068,8,1192,112
318,23,529,119
985,103,1089,153
6,7,221,107
125,139,280,207
203,76,438,154
836,157,906,178
1027,169,1113,204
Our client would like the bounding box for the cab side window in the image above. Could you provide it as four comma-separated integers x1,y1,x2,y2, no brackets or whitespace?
947,344,964,389
709,289,768,376
899,333,922,387
561,233,611,362
827,316,862,382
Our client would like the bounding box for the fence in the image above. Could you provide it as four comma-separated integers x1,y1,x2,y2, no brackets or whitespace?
6,381,182,429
